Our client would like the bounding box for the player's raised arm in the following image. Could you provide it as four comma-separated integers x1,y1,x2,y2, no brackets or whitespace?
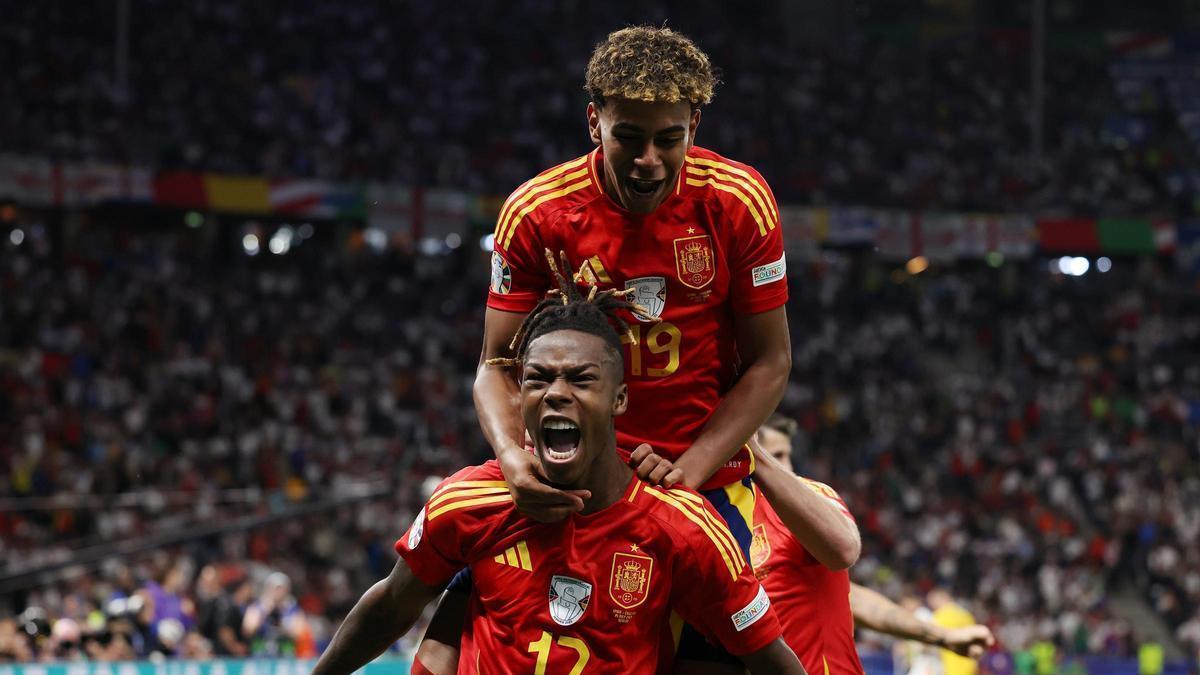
849,584,995,658
671,163,792,489
311,557,440,675
674,305,791,488
748,431,861,570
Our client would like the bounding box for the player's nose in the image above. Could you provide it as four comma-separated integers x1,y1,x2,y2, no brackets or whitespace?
544,376,573,406
633,141,661,170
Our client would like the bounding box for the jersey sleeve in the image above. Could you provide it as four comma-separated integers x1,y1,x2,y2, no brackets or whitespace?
394,462,512,586
726,167,787,315
800,477,856,524
666,490,783,655
487,184,552,313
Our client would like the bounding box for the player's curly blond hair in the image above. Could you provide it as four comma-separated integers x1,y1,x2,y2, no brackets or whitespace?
584,26,718,109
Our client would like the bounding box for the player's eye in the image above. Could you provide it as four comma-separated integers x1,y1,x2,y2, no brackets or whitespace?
656,137,682,147
523,371,550,384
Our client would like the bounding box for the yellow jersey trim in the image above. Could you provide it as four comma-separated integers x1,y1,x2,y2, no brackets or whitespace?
684,176,769,236
500,178,593,248
427,494,513,521
685,164,777,234
644,486,741,579
428,485,509,511
686,156,778,222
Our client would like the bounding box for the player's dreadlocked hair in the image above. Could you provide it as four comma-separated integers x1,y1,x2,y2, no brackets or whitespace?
487,250,657,370
585,26,719,109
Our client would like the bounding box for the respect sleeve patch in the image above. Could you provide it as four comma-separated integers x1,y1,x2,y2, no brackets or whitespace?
751,253,786,287
731,584,771,632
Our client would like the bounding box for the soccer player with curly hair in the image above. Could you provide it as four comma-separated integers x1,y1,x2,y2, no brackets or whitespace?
419,26,796,673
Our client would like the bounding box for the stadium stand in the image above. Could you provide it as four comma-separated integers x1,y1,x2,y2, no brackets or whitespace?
4,0,1200,671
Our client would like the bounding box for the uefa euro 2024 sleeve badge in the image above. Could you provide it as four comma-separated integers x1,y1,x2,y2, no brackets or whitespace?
490,251,512,294
548,575,592,626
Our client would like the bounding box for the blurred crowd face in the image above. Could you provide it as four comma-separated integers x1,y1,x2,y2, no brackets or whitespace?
588,96,700,214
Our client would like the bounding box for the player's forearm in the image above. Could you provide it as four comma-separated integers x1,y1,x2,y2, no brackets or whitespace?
674,356,789,488
740,637,808,675
752,448,860,570
312,578,422,675
473,363,526,459
849,584,943,646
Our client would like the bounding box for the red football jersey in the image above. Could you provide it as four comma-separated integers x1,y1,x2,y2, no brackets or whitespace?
395,461,782,674
750,481,864,675
487,146,788,490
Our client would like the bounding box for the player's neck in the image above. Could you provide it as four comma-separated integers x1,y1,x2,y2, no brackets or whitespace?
577,449,633,516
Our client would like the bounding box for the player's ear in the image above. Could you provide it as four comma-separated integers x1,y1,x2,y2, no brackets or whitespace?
687,108,701,149
612,383,628,416
587,101,602,146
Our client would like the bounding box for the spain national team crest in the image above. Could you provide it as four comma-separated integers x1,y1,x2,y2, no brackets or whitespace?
608,552,654,609
673,235,715,289
624,277,666,321
749,524,771,570
548,575,592,626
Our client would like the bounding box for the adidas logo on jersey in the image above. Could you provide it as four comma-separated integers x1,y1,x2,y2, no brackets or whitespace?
493,541,534,571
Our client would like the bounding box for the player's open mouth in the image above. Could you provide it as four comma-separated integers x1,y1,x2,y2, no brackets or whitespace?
626,177,664,198
542,417,582,462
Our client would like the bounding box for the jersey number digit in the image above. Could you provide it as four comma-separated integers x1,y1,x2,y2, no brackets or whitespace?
527,631,591,675
620,322,681,378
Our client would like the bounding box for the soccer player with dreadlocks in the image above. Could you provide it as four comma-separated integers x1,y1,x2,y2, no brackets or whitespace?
421,25,796,673
312,274,806,675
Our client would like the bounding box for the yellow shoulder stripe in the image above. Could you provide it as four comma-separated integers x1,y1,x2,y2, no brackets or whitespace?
500,178,592,248
495,155,590,243
686,156,778,221
644,487,741,579
627,480,643,502
684,177,768,236
428,485,510,511
428,493,513,521
430,480,508,503
662,488,744,570
685,164,778,233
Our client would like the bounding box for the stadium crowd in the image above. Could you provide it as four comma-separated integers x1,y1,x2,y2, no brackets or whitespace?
5,0,1200,667
2,221,1199,664
3,0,1193,216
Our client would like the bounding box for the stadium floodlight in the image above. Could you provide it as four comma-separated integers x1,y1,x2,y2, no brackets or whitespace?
1097,256,1112,273
364,228,388,252
480,233,496,252
1070,257,1090,276
9,229,24,245
905,256,929,275
242,233,260,256
269,226,294,255
445,232,462,249
1057,257,1072,275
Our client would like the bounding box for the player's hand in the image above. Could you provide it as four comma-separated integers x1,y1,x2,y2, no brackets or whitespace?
940,624,995,659
629,444,684,487
498,445,590,523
